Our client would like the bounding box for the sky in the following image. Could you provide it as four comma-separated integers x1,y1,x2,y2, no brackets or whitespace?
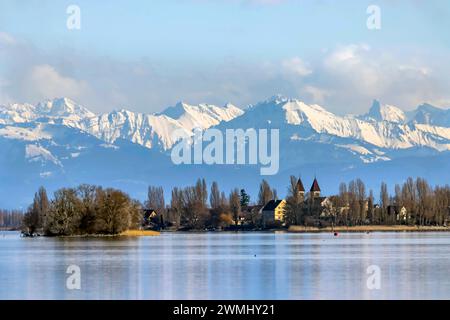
1,0,450,114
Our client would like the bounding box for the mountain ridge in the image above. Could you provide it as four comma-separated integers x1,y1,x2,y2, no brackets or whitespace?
2,96,450,208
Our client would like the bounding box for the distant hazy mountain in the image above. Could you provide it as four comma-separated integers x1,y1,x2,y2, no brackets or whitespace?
1,96,450,208
361,100,406,123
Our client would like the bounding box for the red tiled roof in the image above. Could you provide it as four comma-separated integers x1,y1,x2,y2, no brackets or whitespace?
310,178,321,192
297,178,305,192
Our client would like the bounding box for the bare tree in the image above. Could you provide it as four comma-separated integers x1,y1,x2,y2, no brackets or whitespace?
23,186,49,235
284,176,304,225
380,182,389,224
146,186,165,213
368,190,374,223
229,188,241,226
44,188,82,236
210,181,221,210
258,179,274,205
170,187,184,228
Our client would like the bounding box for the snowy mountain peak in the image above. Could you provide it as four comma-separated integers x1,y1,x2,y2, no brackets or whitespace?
1,97,95,125
265,94,289,104
408,103,450,127
35,97,96,120
363,100,406,123
160,101,243,131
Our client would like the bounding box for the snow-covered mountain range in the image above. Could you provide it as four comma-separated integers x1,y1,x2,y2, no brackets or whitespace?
1,96,450,208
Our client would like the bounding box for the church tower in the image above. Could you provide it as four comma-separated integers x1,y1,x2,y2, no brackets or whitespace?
296,177,305,201
310,178,321,199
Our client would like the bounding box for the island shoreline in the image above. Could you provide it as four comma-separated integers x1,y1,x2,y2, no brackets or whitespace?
287,225,450,233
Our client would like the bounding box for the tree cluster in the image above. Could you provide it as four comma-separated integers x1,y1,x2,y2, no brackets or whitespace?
20,176,450,235
329,177,450,226
22,185,141,236
0,209,23,229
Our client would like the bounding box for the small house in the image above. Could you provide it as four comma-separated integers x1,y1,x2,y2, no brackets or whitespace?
143,209,158,224
262,199,286,224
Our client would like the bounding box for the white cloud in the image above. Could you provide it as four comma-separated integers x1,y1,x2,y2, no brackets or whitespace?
0,33,449,115
0,32,16,46
281,57,312,77
0,77,12,104
309,43,450,112
23,64,89,102
323,44,381,96
301,85,330,104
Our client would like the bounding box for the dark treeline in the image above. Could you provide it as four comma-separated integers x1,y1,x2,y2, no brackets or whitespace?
19,176,450,235
22,185,141,236
0,209,23,229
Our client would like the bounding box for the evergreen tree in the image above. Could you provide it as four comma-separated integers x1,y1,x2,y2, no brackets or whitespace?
240,189,250,208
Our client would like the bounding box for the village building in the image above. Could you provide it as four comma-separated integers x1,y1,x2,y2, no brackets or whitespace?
296,177,305,201
143,208,164,229
241,204,264,226
262,199,286,224
387,205,409,223
143,209,158,223
262,178,335,225
310,177,321,199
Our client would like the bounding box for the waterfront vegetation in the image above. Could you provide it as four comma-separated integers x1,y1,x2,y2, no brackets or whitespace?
0,209,23,230
21,185,141,236
11,176,450,236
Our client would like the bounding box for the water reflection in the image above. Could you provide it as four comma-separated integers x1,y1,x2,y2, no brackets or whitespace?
0,231,449,299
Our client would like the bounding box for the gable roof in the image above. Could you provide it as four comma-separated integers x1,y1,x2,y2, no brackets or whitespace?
310,178,321,192
297,178,305,192
262,199,284,211
241,205,264,213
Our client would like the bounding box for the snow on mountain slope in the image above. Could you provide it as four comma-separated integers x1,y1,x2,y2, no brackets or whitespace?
257,98,450,150
0,103,36,124
2,97,450,155
35,98,96,120
160,102,244,131
216,97,450,169
283,99,450,150
2,96,450,208
80,110,191,150
25,144,62,166
0,98,244,150
361,100,406,123
0,98,95,126
0,123,53,141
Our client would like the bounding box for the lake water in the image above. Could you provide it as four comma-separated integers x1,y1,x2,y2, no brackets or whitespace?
0,231,449,300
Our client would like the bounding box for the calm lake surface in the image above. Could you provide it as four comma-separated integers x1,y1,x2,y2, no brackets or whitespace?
0,231,449,300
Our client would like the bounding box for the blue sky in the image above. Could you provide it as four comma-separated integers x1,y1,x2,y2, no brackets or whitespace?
1,0,450,114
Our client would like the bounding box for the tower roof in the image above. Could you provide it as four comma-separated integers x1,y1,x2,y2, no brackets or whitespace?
296,178,305,192
310,178,321,192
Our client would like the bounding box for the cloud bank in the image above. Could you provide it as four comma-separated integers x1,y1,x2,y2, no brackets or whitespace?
1,31,449,114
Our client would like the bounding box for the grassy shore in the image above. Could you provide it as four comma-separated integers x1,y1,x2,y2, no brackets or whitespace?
120,229,160,236
288,225,450,233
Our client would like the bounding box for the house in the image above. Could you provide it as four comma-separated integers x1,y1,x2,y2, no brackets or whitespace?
262,199,286,224
144,208,164,225
143,209,157,222
240,205,264,226
387,205,409,223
